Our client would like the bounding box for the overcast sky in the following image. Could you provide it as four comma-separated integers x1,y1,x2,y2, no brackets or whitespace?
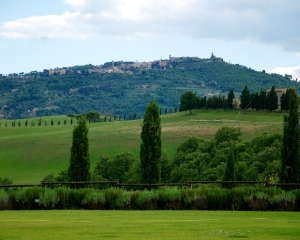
1,0,299,80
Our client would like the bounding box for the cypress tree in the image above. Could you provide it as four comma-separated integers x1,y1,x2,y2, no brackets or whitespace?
285,89,290,111
280,88,300,183
140,100,162,183
222,149,236,189
254,92,260,110
240,85,250,109
259,89,267,110
227,90,235,109
267,86,278,111
68,116,91,186
281,92,286,111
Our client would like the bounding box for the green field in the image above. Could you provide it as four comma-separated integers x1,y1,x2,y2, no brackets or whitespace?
0,211,299,239
0,109,284,184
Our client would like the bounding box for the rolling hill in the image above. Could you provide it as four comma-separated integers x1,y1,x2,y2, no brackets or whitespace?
0,55,298,119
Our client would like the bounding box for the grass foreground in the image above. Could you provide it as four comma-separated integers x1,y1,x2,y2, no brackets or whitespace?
0,211,299,239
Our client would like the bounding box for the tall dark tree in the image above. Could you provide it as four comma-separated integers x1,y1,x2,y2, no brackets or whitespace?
227,90,235,109
280,88,300,184
179,91,199,114
68,116,91,185
222,149,236,189
253,92,260,110
280,92,287,111
259,89,267,110
140,100,162,183
281,89,290,111
240,85,251,109
267,86,278,111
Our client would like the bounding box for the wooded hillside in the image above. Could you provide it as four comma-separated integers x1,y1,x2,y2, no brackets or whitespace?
1,57,298,119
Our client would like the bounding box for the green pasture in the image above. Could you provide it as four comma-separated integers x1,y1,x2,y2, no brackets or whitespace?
0,109,284,184
0,211,299,239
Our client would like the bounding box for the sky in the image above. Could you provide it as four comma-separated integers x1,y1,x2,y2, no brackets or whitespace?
0,0,300,80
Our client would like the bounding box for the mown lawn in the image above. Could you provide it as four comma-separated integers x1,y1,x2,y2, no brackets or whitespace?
0,211,299,239
0,109,284,183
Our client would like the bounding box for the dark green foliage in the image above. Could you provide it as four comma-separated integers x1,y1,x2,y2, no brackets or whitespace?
93,152,138,183
280,88,290,111
92,155,110,180
68,116,91,185
222,149,236,189
107,152,136,183
0,177,13,185
281,88,300,183
227,90,235,109
214,127,241,146
140,100,162,184
169,130,281,182
179,91,199,114
267,86,278,111
240,85,251,109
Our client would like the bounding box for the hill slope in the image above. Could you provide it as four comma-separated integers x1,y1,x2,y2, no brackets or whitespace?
0,56,298,119
0,109,284,183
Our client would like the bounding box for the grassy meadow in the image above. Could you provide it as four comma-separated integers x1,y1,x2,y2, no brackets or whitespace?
0,109,285,184
0,210,299,239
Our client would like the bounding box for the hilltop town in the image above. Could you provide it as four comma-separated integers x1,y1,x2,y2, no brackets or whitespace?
1,53,223,78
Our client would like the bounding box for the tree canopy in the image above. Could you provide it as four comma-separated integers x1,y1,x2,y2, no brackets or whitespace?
179,91,199,114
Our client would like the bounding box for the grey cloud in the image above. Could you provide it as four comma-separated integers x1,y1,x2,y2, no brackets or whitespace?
2,0,300,52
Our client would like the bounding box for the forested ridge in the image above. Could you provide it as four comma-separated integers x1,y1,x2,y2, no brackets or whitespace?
1,57,298,119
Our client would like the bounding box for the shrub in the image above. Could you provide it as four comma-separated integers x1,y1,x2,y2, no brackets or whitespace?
269,192,296,211
230,186,264,211
105,188,123,209
244,192,269,211
39,189,59,210
0,189,10,210
292,190,300,211
82,190,106,210
134,190,158,210
115,191,133,210
205,186,231,210
55,187,90,209
14,187,44,210
157,187,182,210
182,188,208,210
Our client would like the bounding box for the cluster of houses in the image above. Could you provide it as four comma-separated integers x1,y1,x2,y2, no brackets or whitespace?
2,54,224,78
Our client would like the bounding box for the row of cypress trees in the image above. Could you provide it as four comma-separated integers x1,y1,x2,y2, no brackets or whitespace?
240,85,279,111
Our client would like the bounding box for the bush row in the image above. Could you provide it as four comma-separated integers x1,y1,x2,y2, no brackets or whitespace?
0,186,299,211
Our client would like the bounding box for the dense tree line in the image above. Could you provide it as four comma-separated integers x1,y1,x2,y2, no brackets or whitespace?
180,86,290,112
